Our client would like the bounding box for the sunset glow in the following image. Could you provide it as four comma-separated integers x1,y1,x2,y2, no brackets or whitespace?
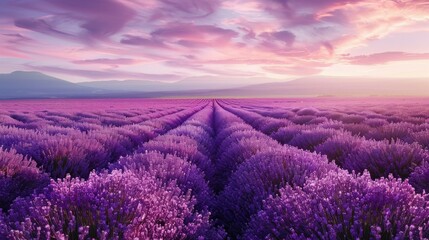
0,0,428,82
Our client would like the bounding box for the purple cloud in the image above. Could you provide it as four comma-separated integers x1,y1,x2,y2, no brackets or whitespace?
152,24,237,39
45,0,135,39
2,33,32,44
120,35,170,49
73,58,140,66
15,18,72,37
257,30,297,54
151,23,238,48
10,0,135,42
260,30,296,45
157,0,221,17
263,0,361,25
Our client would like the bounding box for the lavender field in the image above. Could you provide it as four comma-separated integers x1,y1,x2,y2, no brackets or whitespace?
0,98,428,239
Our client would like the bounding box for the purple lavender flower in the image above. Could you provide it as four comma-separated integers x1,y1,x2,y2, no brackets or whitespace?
296,107,320,116
366,122,417,143
111,152,214,210
344,140,428,179
364,118,389,127
252,118,290,135
14,135,108,178
138,135,213,176
342,123,373,136
340,114,366,124
412,130,429,149
215,123,253,146
271,125,310,144
290,115,316,124
0,148,49,210
0,211,6,239
217,147,338,236
214,134,280,192
244,171,429,239
4,171,225,239
315,133,364,166
288,128,342,151
410,161,429,193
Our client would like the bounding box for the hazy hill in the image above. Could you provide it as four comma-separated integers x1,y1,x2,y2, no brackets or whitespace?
78,76,266,92
1,71,428,99
0,71,103,99
186,77,429,98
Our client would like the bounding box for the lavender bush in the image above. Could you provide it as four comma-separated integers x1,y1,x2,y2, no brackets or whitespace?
4,171,224,239
410,161,429,193
244,171,429,239
0,148,49,210
271,125,310,144
344,140,428,179
214,135,279,192
111,152,214,210
366,122,416,143
138,135,213,175
315,133,364,166
288,128,342,151
217,147,338,236
412,130,429,149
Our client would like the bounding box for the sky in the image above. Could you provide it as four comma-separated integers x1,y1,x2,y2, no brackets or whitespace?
0,0,428,83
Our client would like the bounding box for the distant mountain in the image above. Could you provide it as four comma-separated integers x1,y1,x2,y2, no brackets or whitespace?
1,72,428,99
0,71,104,99
78,79,172,92
183,77,429,98
78,76,265,92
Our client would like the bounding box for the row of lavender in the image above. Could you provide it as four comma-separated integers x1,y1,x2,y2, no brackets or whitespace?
0,100,202,130
222,100,429,194
0,108,184,179
228,99,429,147
213,102,428,239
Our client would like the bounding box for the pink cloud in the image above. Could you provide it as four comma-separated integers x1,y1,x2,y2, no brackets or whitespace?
0,32,35,59
145,0,222,22
258,30,296,53
204,58,286,65
0,48,28,59
346,52,429,65
120,23,239,50
263,65,323,76
151,23,238,48
166,60,260,77
73,58,141,67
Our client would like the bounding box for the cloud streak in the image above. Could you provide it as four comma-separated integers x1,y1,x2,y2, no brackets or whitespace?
73,58,142,67
346,52,429,65
26,64,180,81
